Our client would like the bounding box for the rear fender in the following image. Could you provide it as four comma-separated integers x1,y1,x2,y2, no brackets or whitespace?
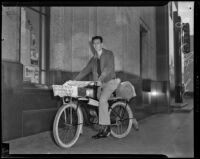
108,98,128,108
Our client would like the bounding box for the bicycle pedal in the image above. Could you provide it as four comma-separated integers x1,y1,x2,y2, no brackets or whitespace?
107,132,111,137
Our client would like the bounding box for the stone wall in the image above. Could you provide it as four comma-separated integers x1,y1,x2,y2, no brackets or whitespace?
50,7,157,80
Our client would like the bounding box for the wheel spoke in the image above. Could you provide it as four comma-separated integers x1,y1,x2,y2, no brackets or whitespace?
119,106,123,116
63,129,68,143
111,108,122,119
60,124,76,143
58,127,67,143
117,124,120,134
69,107,72,125
120,123,123,134
120,107,126,120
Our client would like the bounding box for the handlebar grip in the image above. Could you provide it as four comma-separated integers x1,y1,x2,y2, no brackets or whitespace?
88,81,101,87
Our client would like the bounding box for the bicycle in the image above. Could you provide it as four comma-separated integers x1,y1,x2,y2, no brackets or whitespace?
52,79,136,148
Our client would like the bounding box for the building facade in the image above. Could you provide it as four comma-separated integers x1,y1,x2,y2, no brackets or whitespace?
2,5,172,141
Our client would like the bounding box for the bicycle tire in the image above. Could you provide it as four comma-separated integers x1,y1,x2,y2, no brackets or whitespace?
109,101,133,138
53,103,83,148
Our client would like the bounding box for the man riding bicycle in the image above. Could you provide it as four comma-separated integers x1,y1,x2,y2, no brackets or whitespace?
74,36,139,139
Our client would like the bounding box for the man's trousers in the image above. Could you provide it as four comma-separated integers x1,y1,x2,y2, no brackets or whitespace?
99,78,120,125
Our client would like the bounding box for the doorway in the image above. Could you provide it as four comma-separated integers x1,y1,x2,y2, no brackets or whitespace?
140,25,148,79
140,25,150,105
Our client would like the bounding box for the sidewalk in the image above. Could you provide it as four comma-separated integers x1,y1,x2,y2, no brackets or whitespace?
4,97,194,157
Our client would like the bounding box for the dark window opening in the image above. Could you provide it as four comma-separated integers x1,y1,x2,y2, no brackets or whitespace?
20,7,50,88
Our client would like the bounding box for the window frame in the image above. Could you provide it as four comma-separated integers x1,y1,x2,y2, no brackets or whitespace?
19,6,50,88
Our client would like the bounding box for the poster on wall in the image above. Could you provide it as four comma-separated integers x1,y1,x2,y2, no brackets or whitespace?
24,66,39,83
30,30,39,66
30,48,39,65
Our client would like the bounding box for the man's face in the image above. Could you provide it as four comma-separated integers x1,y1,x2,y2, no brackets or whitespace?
93,39,103,52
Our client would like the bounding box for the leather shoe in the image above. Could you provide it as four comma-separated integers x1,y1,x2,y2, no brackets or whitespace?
92,126,111,139
132,118,139,131
92,131,107,139
104,126,111,136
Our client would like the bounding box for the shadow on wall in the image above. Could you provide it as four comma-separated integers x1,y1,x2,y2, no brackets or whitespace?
49,70,92,85
49,40,96,85
89,40,96,56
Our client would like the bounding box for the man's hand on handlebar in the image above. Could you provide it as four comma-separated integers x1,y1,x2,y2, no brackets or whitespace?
95,81,102,87
88,81,102,87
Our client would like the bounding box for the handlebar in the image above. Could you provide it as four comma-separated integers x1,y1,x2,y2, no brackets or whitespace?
89,81,102,87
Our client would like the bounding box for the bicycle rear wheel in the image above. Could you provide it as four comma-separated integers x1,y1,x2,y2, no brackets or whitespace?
109,101,133,138
53,103,83,148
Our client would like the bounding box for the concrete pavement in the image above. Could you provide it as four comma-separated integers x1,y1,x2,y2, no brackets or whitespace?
4,98,194,157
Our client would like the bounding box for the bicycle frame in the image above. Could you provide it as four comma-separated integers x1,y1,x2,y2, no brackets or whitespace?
61,90,128,128
52,80,135,148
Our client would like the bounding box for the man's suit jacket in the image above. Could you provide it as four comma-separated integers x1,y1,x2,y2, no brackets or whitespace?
74,48,116,83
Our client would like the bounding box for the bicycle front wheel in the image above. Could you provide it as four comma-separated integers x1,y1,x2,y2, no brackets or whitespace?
53,103,83,148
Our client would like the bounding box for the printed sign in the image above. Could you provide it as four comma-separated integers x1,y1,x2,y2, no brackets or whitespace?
52,85,78,97
24,66,39,83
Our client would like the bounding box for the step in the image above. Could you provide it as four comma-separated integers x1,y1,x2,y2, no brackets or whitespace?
170,102,188,108
172,104,193,113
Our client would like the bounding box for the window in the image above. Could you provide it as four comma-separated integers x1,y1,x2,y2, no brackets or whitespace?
20,7,49,85
169,2,172,19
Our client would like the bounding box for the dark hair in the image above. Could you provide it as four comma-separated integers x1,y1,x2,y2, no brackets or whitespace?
92,36,103,43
